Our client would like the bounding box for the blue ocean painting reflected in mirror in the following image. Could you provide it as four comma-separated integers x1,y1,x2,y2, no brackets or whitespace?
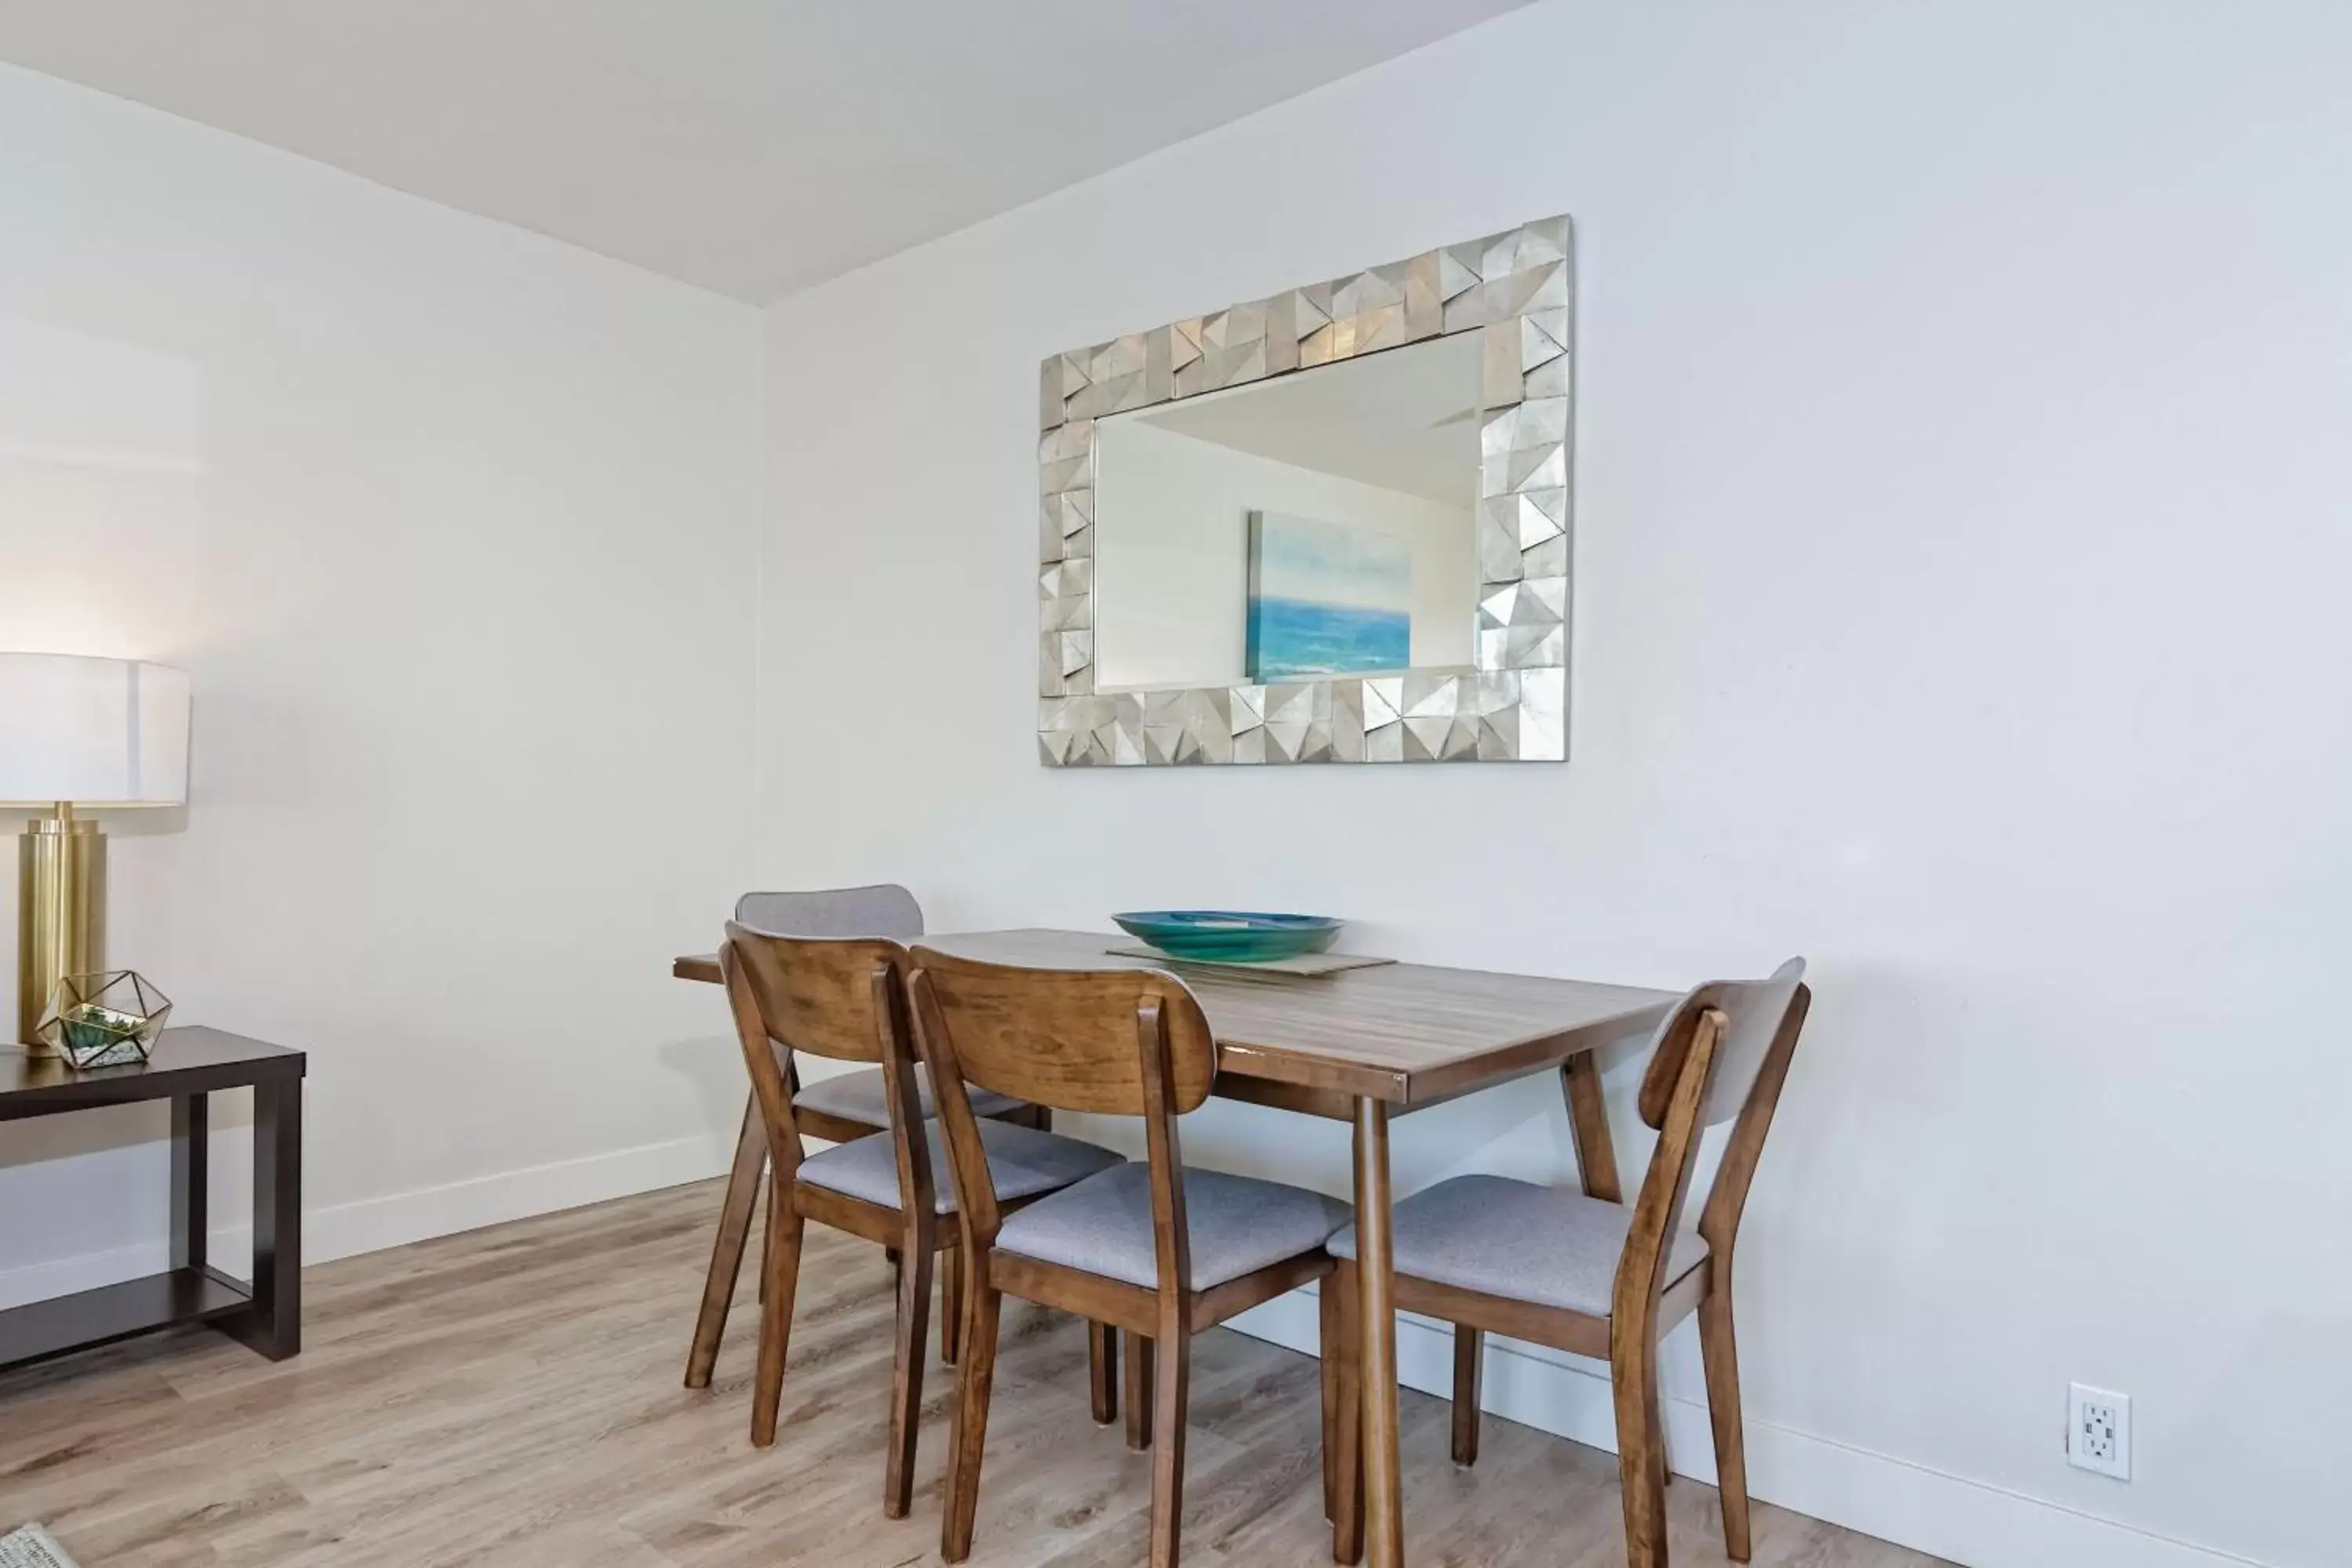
1245,510,1414,681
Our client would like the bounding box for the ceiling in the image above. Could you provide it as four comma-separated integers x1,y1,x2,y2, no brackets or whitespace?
1134,333,1483,506
0,0,1536,303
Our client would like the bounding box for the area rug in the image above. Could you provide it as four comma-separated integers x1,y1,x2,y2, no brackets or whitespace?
0,1525,79,1568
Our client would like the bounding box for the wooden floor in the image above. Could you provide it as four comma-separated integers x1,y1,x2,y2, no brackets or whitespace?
0,1181,1950,1567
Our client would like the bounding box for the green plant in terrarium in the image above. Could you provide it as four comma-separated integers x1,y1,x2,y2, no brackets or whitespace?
35,971,173,1069
60,1004,143,1056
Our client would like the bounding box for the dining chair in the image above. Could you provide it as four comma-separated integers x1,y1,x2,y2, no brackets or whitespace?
734,887,1049,1142
718,921,1125,1516
1326,959,1809,1568
909,946,1355,1568
685,884,1046,1388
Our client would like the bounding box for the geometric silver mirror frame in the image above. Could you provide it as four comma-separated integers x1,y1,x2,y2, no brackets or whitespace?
1039,214,1573,765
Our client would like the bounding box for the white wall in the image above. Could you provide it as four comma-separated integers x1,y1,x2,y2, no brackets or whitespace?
756,3,2352,1566
1093,418,1475,688
0,63,760,1299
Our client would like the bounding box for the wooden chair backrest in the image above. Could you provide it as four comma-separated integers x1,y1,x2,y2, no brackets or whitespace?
723,884,925,1138
909,947,1212,1287
720,922,931,1210
906,948,1215,1116
724,920,905,1065
1614,960,1811,1326
1635,959,1806,1131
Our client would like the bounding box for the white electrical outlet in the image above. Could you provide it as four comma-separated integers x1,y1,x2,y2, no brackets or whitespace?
2068,1384,2131,1479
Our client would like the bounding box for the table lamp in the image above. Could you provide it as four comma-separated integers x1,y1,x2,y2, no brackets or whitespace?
0,653,191,1051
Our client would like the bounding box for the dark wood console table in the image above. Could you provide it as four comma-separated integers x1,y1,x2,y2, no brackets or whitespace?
0,1026,305,1375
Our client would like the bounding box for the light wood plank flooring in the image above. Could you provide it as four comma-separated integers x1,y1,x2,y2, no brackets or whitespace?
0,1181,1950,1567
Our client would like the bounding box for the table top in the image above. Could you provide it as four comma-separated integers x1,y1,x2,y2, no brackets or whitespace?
1,1025,303,1116
676,927,1678,1108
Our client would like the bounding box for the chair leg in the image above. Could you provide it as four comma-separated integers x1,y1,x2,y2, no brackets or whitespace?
883,1232,934,1519
1699,1288,1752,1561
1329,1264,1363,1565
1148,1318,1190,1568
1452,1324,1484,1467
940,1239,964,1367
941,1281,1004,1563
758,1203,771,1306
758,1138,786,1307
1091,1321,1119,1425
684,1100,766,1388
1125,1330,1155,1450
1319,1278,1341,1519
1610,1330,1670,1568
1654,1378,1672,1486
750,1187,804,1448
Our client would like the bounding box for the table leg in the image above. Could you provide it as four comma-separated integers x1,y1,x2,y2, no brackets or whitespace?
225,1073,302,1360
685,1092,768,1388
1354,1096,1404,1568
1562,1052,1623,1203
171,1094,208,1272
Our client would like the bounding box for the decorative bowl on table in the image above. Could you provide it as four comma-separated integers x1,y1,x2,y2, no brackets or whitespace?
1111,911,1345,964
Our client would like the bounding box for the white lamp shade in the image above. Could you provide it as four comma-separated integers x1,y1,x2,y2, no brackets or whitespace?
0,652,191,807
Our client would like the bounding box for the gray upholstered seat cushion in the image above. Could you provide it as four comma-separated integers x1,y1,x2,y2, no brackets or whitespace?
1327,1174,1708,1319
796,1065,1021,1128
795,1119,1122,1214
996,1163,1352,1292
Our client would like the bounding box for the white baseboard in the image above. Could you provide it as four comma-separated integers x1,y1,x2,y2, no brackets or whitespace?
1225,1290,2274,1568
0,1127,740,1312
0,1237,182,1312
306,1127,743,1263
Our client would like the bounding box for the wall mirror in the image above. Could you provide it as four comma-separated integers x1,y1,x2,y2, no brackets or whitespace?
1039,215,1573,765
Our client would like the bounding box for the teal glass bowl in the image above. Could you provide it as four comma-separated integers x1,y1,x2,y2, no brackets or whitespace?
1112,910,1344,964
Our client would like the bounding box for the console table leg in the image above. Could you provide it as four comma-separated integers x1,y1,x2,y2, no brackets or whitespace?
227,1074,303,1360
171,1094,208,1272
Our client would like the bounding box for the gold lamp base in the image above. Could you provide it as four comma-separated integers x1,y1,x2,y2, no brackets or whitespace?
18,805,105,1053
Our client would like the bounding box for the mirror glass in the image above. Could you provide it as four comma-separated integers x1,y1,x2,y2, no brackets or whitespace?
1090,332,1481,693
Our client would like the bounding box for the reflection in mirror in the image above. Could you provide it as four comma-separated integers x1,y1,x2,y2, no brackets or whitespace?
1091,332,1480,692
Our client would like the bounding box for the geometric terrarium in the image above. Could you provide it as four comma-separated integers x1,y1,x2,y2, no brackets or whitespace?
35,971,174,1069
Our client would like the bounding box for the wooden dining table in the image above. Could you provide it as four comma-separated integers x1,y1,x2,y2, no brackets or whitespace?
673,928,1679,1568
